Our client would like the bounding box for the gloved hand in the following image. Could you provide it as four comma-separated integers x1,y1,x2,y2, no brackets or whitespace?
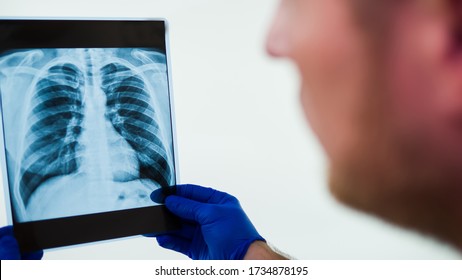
0,226,43,260
151,184,265,260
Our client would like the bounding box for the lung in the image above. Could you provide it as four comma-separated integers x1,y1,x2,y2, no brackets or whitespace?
19,63,85,205
100,62,173,189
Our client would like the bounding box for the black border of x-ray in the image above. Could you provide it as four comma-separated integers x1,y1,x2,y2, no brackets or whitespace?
0,19,166,52
0,19,179,253
14,206,180,253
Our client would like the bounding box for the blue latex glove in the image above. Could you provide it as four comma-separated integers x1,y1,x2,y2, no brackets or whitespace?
0,226,43,260
151,184,264,260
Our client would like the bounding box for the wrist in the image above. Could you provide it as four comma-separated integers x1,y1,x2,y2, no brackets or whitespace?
243,241,288,260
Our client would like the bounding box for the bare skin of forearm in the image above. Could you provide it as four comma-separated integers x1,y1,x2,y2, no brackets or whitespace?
243,241,289,260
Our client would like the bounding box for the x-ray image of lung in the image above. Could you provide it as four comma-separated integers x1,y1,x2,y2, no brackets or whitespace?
0,48,175,222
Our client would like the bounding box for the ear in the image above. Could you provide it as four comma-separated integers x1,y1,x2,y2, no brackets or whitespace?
444,0,462,61
408,0,462,113
386,0,460,93
384,0,462,133
431,0,462,134
440,0,462,111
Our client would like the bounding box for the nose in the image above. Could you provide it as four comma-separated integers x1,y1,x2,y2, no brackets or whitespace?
265,1,291,58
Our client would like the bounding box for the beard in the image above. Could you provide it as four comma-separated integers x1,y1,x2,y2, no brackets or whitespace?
327,104,462,250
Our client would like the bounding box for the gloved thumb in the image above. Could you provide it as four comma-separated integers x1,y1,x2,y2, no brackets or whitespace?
164,195,209,224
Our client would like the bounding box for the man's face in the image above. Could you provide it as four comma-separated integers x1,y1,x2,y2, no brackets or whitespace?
266,0,462,238
267,0,375,163
266,0,391,207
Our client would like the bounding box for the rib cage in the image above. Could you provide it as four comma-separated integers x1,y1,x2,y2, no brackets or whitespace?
100,62,172,189
19,63,85,205
0,48,175,222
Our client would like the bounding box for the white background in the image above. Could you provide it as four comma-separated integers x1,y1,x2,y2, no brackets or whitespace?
0,0,460,259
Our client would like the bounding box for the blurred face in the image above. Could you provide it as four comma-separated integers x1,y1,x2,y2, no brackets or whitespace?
267,0,462,245
266,0,392,208
267,0,371,162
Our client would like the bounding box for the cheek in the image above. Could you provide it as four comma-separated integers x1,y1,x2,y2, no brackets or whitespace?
293,2,369,160
385,9,453,162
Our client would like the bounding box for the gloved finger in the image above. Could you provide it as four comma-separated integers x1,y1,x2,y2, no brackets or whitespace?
150,186,177,204
0,235,20,260
156,235,191,256
164,195,210,224
0,225,14,237
21,250,44,260
175,184,232,204
170,222,198,240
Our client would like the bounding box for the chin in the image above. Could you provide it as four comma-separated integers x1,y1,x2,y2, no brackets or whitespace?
327,163,376,215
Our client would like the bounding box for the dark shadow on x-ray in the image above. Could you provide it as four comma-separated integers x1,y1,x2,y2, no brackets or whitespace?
0,48,175,222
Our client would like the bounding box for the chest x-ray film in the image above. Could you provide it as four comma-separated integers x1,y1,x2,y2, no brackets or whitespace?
0,19,179,252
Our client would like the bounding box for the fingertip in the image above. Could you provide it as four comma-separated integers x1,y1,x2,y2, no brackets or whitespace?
150,186,177,204
150,188,165,204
